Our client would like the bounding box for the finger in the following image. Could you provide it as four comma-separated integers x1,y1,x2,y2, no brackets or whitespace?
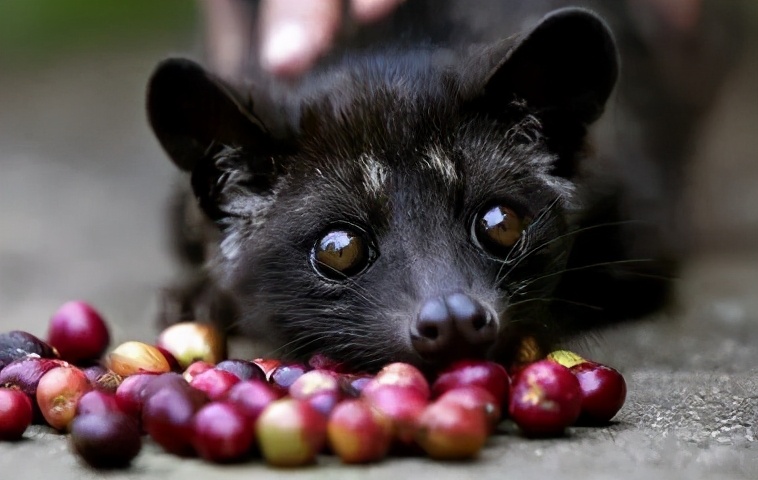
350,0,405,24
260,0,342,77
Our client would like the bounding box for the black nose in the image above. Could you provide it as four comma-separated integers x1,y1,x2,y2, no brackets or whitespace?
411,292,498,360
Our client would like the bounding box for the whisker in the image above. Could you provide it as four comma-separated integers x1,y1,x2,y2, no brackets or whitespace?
507,296,604,311
312,259,385,307
518,258,656,287
262,315,381,359
505,254,666,309
495,218,643,285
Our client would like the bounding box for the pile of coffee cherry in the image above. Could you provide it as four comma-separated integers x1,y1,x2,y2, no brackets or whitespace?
0,301,626,468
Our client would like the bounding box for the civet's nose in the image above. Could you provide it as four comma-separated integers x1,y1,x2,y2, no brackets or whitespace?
411,292,498,361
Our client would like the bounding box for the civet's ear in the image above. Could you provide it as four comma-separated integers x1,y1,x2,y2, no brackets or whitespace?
475,8,618,148
147,58,269,172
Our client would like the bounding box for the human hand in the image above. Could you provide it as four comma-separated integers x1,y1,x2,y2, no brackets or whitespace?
259,0,405,77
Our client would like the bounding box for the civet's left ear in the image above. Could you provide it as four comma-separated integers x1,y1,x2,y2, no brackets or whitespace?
472,8,618,166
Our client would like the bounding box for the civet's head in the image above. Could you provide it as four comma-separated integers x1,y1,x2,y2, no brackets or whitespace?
148,8,618,371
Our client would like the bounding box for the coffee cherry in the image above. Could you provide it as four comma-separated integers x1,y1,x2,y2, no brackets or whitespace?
36,365,91,430
269,363,308,393
114,373,156,418
415,400,489,459
47,301,110,364
140,372,188,399
189,369,239,400
364,362,430,399
432,360,510,405
0,330,59,370
338,374,373,398
436,385,501,431
362,384,428,444
156,322,226,369
182,360,214,383
76,390,121,416
570,361,627,424
70,413,141,469
192,402,254,463
256,398,327,467
289,369,342,416
106,341,171,377
82,365,122,393
546,349,586,369
155,346,182,372
0,388,33,440
327,399,392,463
142,381,207,456
252,358,281,380
224,380,282,427
508,360,582,437
215,359,265,381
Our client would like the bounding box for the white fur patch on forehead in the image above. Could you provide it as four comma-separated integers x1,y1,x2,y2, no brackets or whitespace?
359,154,388,196
423,146,459,185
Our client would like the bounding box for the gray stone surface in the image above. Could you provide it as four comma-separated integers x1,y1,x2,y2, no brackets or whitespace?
1,9,758,480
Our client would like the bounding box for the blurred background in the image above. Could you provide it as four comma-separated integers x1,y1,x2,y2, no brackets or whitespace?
0,0,757,371
0,0,197,343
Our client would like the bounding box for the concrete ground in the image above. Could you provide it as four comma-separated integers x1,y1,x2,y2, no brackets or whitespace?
1,5,757,480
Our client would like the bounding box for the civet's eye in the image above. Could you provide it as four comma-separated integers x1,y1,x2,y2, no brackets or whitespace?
473,204,531,257
311,228,376,280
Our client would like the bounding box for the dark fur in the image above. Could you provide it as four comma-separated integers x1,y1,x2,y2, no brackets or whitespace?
148,8,663,371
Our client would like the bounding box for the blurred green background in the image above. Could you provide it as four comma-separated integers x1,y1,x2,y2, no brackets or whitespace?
0,0,196,65
0,0,203,343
